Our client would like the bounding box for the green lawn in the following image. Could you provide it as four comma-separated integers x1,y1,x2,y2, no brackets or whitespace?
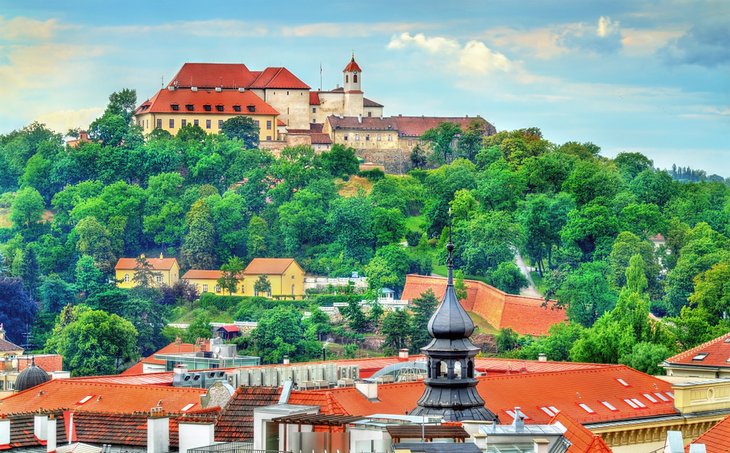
405,215,425,232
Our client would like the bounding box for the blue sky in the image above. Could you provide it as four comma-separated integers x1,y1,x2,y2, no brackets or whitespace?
1,0,728,175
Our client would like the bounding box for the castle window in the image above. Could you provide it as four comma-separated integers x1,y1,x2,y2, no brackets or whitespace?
203,104,212,111
312,107,316,113
194,119,199,127
171,104,179,111
218,119,223,129
368,111,372,117
354,74,358,83
286,91,289,95
169,119,174,129
254,120,260,128
344,135,348,141
233,105,241,112
181,119,187,128
355,134,360,141
215,285,221,293
206,119,211,129
365,134,370,141
345,75,349,83
215,105,224,112
185,104,194,111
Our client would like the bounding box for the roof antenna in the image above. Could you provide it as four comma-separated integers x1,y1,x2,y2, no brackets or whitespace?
161,75,164,88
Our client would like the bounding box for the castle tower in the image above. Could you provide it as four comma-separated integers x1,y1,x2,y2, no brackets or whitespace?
410,238,498,422
343,54,364,117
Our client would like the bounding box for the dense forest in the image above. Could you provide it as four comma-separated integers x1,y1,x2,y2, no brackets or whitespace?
1,89,729,376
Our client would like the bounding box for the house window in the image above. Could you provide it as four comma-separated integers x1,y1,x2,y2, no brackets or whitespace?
388,135,393,141
312,107,317,113
203,104,212,111
377,134,381,141
185,104,194,111
368,111,372,117
206,119,211,129
181,119,187,127
344,135,348,141
233,105,241,112
365,134,370,141
266,120,272,129
240,285,244,294
254,120,260,128
215,105,224,112
169,119,174,129
218,119,223,129
355,134,360,141
171,104,179,111
194,119,199,127
202,284,208,292
215,285,221,293
124,274,130,282
156,119,162,129
266,136,271,140
156,274,163,283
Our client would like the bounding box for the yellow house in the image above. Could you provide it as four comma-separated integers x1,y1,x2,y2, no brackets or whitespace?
115,255,180,288
181,269,238,295
242,258,305,298
134,88,280,142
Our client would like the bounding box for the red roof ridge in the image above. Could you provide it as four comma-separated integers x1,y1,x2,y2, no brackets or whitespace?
478,364,635,381
665,331,730,364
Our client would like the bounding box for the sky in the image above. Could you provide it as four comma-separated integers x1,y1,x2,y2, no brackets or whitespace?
1,0,728,175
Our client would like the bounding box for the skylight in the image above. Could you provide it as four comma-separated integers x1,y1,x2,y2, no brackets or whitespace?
666,392,674,399
578,403,595,414
624,399,639,409
643,393,658,403
78,395,93,405
601,401,617,411
540,407,557,417
631,398,646,408
654,392,670,402
181,403,196,412
616,378,629,387
549,406,559,414
693,353,709,361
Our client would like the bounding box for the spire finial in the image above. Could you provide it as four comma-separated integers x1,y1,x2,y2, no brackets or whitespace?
447,207,454,285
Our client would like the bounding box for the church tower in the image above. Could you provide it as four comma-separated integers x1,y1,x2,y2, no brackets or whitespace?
343,54,364,117
410,238,498,422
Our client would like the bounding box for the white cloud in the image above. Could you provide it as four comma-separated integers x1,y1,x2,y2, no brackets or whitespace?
387,32,512,75
282,22,430,38
0,15,65,41
35,107,104,133
99,20,268,38
596,16,619,38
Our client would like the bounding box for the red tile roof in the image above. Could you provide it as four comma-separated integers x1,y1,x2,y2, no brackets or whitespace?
169,63,257,89
311,133,333,145
243,258,298,275
326,116,495,138
402,275,567,336
249,67,310,90
136,89,279,116
690,414,730,452
121,341,207,375
217,325,241,333
115,257,178,271
182,269,224,280
363,97,383,108
664,332,730,368
0,379,205,415
215,386,281,442
343,57,362,73
474,358,611,375
551,413,612,452
309,91,321,105
7,412,67,449
291,365,676,426
73,372,176,386
16,355,63,373
288,390,349,415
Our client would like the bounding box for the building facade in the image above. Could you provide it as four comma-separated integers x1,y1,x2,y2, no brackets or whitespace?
115,255,180,289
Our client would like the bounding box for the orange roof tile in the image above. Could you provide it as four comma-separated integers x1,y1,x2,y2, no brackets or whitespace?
664,332,730,368
551,413,612,452
120,342,206,375
182,269,224,280
137,88,279,116
243,258,298,275
73,372,175,386
402,275,567,336
16,355,63,373
249,67,310,90
690,413,730,452
114,257,178,271
343,57,362,73
169,63,257,89
215,386,281,441
309,91,321,105
0,379,205,414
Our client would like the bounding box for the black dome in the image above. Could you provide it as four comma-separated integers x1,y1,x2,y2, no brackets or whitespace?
16,360,50,392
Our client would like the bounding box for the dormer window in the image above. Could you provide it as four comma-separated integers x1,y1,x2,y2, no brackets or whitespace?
693,353,709,361
247,105,256,112
215,105,224,112
185,104,194,111
204,104,212,112
170,104,179,111
233,105,242,112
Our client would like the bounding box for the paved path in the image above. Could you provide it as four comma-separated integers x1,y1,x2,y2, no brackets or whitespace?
514,249,541,298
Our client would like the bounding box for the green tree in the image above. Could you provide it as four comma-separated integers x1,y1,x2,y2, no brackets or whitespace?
218,256,245,295
453,211,522,275
409,289,439,352
608,232,660,293
562,160,622,206
689,261,730,321
372,207,406,247
488,261,528,294
184,313,212,343
17,246,40,300
132,255,155,287
456,120,486,161
341,299,368,333
74,217,116,272
250,306,305,363
454,270,468,301
182,199,216,269
246,215,268,260
10,186,44,230
613,152,653,181
74,255,109,300
46,306,138,376
176,124,206,142
561,202,620,259
106,88,137,123
496,327,520,353
318,144,359,179
327,196,374,263
254,275,271,297
409,144,427,169
556,261,618,327
39,274,75,313
517,322,584,361
421,122,462,164
619,342,672,375
221,116,260,148
382,309,411,352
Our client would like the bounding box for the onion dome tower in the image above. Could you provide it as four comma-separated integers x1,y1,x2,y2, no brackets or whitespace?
410,236,498,422
15,357,50,392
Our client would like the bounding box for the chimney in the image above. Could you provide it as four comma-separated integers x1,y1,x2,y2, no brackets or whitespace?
398,349,409,360
511,407,524,432
355,381,378,400
0,417,10,449
533,438,549,453
34,414,48,442
282,356,290,365
159,252,164,259
147,408,170,453
178,421,214,453
538,353,547,362
47,416,57,453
